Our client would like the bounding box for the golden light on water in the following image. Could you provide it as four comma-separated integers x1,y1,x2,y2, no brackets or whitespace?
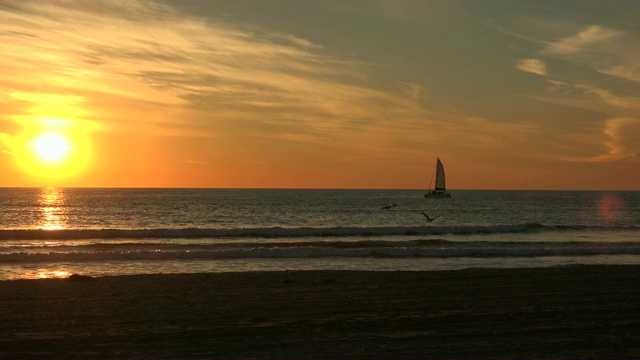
36,270,70,279
38,187,67,230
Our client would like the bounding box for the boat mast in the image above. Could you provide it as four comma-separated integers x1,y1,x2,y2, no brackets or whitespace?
428,165,436,191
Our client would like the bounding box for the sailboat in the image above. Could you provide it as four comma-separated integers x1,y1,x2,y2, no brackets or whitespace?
424,157,451,198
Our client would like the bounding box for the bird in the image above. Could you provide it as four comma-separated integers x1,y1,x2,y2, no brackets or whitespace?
421,210,440,222
381,204,397,210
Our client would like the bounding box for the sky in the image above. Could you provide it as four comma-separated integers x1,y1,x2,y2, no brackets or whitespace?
1,0,639,190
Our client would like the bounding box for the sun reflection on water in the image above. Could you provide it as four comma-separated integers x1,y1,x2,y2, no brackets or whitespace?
598,194,626,223
38,187,68,230
37,270,70,279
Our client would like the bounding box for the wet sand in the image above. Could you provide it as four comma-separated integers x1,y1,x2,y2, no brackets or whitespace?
1,265,639,359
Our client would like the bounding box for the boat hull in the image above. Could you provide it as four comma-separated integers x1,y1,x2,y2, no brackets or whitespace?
424,191,451,198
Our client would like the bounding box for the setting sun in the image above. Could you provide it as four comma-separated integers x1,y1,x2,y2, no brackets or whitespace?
32,133,71,162
12,118,94,182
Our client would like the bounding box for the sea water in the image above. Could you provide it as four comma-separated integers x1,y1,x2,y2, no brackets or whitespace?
0,188,638,280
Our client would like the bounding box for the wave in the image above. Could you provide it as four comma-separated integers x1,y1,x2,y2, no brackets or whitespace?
2,239,640,263
1,222,622,241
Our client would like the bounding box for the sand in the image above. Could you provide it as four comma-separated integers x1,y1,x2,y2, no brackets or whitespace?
1,266,639,359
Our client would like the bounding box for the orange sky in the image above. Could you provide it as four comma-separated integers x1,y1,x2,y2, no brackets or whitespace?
1,1,639,190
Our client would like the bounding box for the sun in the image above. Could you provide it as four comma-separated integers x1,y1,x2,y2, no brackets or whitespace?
13,118,93,181
32,133,72,162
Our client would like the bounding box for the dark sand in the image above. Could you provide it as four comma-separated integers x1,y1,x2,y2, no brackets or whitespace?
1,266,639,359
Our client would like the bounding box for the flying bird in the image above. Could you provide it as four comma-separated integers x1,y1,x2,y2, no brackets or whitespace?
421,210,440,222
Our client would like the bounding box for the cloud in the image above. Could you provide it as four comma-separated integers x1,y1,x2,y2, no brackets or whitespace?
0,0,566,165
597,117,640,161
562,117,640,162
399,82,424,100
600,63,640,83
0,132,13,155
545,25,622,54
0,0,417,140
8,92,85,106
578,85,640,111
516,59,547,76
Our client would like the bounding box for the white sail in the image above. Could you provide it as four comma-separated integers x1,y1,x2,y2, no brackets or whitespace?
435,157,446,191
425,157,451,198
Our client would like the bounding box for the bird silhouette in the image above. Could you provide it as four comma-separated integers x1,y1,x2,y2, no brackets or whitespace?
421,210,440,222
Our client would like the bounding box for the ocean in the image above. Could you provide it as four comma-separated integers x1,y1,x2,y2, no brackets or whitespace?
0,188,638,280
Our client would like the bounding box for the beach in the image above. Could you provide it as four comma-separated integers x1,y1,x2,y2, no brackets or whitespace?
1,266,639,359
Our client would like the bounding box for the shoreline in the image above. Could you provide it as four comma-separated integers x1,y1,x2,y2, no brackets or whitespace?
1,265,639,359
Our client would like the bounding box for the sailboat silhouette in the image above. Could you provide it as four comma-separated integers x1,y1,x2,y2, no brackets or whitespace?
425,157,451,198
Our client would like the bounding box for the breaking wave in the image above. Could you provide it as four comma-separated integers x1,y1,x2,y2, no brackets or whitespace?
0,222,562,240
2,238,640,263
2,223,638,264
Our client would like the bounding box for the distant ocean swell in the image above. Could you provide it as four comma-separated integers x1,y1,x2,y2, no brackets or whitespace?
2,222,635,240
2,240,640,263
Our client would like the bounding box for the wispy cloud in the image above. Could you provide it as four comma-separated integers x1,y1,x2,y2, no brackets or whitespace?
600,63,640,83
539,23,640,86
0,0,415,140
516,59,547,76
399,82,425,100
545,25,622,54
1,0,612,174
1,0,549,167
597,117,640,161
0,133,13,155
509,20,640,165
578,85,640,111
